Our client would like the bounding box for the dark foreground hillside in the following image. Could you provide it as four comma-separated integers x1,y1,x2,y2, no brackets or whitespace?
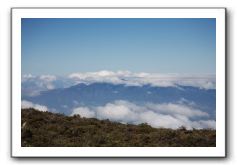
21,108,216,147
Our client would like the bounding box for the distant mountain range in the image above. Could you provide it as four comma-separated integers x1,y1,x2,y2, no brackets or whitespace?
23,82,215,118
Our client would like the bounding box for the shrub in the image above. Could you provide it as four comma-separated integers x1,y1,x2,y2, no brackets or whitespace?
21,108,216,147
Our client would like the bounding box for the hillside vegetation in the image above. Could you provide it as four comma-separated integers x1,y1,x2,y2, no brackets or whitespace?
21,108,216,147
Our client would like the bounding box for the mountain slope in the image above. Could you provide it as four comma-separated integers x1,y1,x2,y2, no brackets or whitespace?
22,108,216,147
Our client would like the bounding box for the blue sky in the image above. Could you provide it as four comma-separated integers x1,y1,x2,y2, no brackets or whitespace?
22,18,216,76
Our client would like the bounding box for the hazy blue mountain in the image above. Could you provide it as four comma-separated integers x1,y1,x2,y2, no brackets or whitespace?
22,82,216,118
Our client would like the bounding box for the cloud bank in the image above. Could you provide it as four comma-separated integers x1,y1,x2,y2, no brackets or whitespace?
22,71,215,97
21,100,48,112
22,74,73,96
68,70,216,89
70,100,215,130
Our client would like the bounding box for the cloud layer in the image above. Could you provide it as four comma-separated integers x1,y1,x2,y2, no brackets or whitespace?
22,74,73,96
22,71,215,97
21,100,48,112
69,70,216,89
70,100,215,130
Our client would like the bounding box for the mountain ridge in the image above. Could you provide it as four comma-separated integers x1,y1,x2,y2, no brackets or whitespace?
21,108,216,147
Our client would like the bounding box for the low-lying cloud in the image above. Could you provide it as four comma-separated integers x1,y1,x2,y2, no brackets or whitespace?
70,100,215,130
22,74,57,96
22,74,74,96
21,100,48,112
71,107,95,118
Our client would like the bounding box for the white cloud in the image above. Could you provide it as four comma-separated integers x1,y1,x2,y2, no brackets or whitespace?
192,120,216,129
39,75,57,90
22,71,215,97
146,103,209,118
70,100,215,130
68,70,216,89
139,111,185,129
21,74,75,96
21,74,57,96
71,107,95,118
39,75,57,82
96,101,138,122
21,100,48,112
22,74,35,80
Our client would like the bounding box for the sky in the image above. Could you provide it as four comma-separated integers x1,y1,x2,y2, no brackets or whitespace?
21,18,216,76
